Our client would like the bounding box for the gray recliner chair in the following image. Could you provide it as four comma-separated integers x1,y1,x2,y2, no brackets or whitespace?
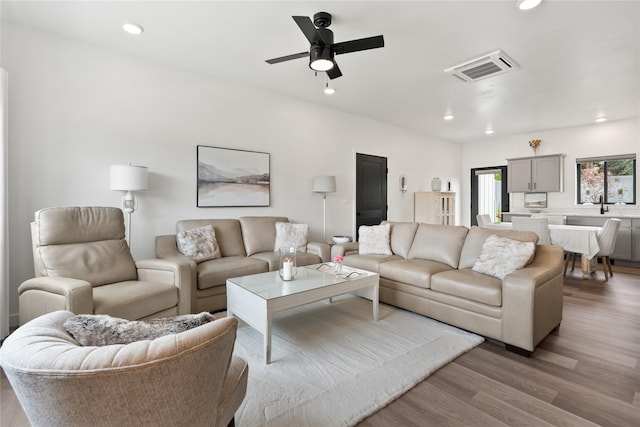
19,206,190,324
0,310,248,427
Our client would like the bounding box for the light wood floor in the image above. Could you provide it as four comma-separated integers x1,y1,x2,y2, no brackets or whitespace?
2,265,639,426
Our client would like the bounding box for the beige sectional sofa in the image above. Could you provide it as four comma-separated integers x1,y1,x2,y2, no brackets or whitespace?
331,221,565,355
156,216,330,313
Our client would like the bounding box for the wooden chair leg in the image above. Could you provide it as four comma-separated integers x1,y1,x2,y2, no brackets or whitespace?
563,252,570,275
571,252,577,272
607,256,614,277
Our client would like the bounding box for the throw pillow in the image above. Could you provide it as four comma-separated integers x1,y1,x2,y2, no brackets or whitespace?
472,234,536,280
176,224,221,262
63,312,216,346
358,223,392,255
274,222,308,252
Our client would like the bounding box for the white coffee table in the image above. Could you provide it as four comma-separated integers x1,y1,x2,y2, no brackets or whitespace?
226,263,379,364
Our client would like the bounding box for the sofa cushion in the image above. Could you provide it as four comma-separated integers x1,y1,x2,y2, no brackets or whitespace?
472,234,536,279
458,227,539,270
92,280,178,320
197,256,268,290
274,222,308,253
358,224,392,255
379,259,453,289
176,225,221,262
407,224,469,268
343,253,401,273
64,312,216,346
34,206,125,245
177,219,246,257
382,221,419,259
250,251,321,271
240,216,289,256
431,269,502,307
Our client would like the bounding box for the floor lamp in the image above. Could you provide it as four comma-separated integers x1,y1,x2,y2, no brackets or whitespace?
110,164,148,249
312,175,336,242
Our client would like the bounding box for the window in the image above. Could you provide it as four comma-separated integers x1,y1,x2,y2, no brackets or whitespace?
576,154,636,205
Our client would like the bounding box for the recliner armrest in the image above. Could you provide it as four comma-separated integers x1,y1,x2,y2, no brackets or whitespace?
331,242,359,259
18,277,93,322
136,259,192,315
306,241,331,262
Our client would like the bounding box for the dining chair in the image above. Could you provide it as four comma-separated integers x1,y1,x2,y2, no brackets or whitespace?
512,217,551,245
476,214,493,227
564,218,621,281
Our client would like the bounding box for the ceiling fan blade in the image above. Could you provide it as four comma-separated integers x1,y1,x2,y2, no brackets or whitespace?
265,51,309,64
333,35,385,55
326,62,342,79
292,16,322,44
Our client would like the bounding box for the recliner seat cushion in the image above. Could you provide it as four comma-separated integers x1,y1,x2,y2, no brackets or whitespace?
343,253,401,273
92,280,178,320
378,259,452,289
197,256,268,290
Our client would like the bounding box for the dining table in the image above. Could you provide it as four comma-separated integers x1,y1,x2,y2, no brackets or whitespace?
482,222,602,279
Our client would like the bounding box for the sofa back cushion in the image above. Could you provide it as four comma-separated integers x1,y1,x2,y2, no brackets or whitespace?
407,224,469,268
458,226,539,270
177,219,246,257
382,221,419,259
239,216,289,256
32,207,137,286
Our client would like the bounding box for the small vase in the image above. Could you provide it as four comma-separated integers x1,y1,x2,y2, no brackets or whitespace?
431,177,442,192
335,262,343,274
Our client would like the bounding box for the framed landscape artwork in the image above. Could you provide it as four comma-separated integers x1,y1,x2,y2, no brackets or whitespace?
524,192,547,209
197,145,270,207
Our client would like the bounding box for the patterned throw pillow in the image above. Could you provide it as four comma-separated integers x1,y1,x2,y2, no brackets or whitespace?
358,223,392,255
274,222,308,252
472,234,536,280
176,224,221,262
63,312,216,346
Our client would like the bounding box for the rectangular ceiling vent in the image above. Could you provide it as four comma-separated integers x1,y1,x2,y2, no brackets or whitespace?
445,50,519,83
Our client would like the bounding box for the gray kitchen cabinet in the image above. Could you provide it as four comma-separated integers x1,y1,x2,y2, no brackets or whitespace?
507,154,564,193
633,219,640,261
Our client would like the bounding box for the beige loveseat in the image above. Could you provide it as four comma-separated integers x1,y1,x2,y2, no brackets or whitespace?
156,216,330,313
331,222,565,355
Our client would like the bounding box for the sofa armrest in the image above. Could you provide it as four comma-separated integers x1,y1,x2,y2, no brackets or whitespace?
18,277,93,323
501,245,564,351
306,241,331,262
136,259,193,315
331,242,359,259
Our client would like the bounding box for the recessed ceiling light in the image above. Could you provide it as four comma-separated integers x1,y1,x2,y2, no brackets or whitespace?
595,116,608,123
443,114,454,121
516,0,542,11
323,82,335,95
485,128,494,135
122,23,144,35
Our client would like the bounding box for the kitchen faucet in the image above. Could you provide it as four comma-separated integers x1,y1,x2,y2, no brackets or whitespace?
600,195,609,214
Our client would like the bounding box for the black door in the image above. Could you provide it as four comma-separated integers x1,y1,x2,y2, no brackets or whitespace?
356,153,387,239
470,165,509,225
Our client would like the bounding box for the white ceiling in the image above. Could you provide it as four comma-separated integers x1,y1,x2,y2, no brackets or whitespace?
2,0,639,144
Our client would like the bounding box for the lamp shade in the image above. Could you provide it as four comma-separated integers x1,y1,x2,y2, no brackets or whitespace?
110,164,148,191
312,175,336,193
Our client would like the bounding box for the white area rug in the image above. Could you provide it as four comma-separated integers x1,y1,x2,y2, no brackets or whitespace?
232,296,484,427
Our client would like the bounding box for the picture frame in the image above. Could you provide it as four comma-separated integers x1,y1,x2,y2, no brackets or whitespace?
197,145,270,207
524,192,547,209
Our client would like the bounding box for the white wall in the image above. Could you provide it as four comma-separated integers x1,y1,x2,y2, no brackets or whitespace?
461,117,640,225
2,23,462,325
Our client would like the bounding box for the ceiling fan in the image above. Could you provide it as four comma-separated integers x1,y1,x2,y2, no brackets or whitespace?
265,12,385,79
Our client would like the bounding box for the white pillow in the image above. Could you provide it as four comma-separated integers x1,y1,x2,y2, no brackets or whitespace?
472,234,536,279
274,222,308,252
358,224,392,255
176,224,221,262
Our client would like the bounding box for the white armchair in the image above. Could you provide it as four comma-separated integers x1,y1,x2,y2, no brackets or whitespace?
19,207,190,324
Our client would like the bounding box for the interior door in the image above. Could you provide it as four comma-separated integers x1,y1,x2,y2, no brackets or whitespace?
355,153,387,239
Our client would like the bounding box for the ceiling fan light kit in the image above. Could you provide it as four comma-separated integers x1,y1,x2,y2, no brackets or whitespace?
266,11,384,80
517,0,542,11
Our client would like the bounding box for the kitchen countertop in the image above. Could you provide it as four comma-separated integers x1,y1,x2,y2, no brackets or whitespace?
504,211,640,219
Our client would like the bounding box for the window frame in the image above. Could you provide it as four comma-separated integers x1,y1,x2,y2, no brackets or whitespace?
576,154,636,205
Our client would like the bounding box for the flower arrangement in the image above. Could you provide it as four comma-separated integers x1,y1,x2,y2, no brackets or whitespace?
333,255,344,264
528,139,541,154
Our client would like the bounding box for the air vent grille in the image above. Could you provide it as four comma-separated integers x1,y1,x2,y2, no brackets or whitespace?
445,50,519,83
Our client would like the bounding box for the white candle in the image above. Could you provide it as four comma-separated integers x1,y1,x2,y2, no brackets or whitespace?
283,259,293,281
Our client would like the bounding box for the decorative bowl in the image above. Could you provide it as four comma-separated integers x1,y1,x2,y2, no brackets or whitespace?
332,235,350,244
